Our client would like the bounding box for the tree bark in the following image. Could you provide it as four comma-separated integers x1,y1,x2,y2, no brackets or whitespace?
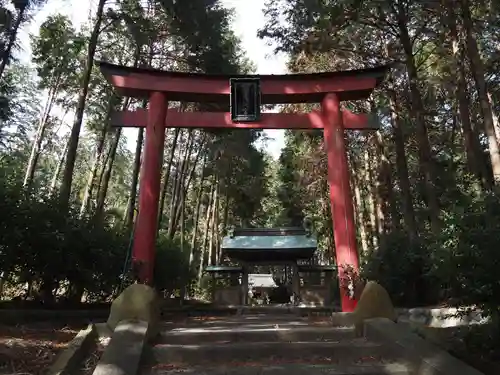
166,161,182,236
208,178,219,266
363,143,378,249
49,137,70,197
189,156,207,267
93,97,131,216
167,130,195,238
374,130,399,232
23,80,60,189
446,0,491,188
352,166,368,255
96,143,111,194
487,92,500,141
95,128,121,217
214,184,221,265
389,89,417,241
179,184,186,301
397,10,441,232
158,128,181,227
171,133,206,236
59,0,107,208
461,0,500,184
219,193,229,263
198,182,215,285
79,102,114,217
124,127,144,230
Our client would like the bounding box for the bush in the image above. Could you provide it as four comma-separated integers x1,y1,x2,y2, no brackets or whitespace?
429,192,500,319
361,230,438,307
362,187,500,319
153,234,194,298
0,180,192,304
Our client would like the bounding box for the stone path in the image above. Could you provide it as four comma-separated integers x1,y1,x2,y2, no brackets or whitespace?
140,314,413,375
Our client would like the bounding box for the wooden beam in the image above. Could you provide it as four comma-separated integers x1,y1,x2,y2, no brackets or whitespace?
111,108,378,130
99,62,389,104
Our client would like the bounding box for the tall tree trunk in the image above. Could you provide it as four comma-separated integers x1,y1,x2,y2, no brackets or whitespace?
389,89,417,240
167,130,195,238
0,5,25,79
95,128,121,216
397,11,441,232
198,182,215,285
352,167,368,255
363,143,378,249
371,145,385,237
166,161,182,236
79,102,114,217
49,137,70,197
158,128,181,226
23,81,60,189
445,0,491,188
171,134,205,235
219,193,229,263
214,186,221,265
93,97,131,216
374,130,400,232
461,0,500,184
124,127,144,230
179,185,186,301
122,39,153,228
209,178,219,266
488,92,500,141
59,0,107,208
189,156,207,267
96,144,111,194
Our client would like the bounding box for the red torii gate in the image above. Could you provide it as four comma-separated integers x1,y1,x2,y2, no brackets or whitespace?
99,61,389,312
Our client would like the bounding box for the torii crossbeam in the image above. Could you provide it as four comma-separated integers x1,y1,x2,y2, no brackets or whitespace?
99,61,389,312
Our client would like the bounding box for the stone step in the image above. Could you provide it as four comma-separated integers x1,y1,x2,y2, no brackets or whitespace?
162,314,339,327
160,326,356,345
239,306,339,316
149,339,394,366
143,363,411,375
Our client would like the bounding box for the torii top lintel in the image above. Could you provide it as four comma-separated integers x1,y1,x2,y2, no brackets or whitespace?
98,61,389,104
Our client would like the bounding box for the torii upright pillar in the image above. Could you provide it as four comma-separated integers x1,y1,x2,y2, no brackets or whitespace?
132,92,167,284
322,93,359,312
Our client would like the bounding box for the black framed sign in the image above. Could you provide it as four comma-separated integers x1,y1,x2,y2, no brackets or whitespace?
230,78,261,122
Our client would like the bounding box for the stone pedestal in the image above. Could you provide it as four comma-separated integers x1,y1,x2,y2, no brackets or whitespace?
106,283,161,341
214,286,242,306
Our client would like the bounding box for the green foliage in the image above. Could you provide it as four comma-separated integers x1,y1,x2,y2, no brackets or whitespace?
0,63,40,150
159,0,252,74
31,14,86,92
361,180,500,315
0,178,126,302
361,231,435,307
0,176,195,303
430,190,500,318
154,234,194,297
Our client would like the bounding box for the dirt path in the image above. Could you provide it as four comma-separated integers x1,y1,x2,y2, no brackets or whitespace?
0,322,85,375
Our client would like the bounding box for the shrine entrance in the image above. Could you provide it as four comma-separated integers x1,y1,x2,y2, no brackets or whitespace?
99,61,389,312
206,225,337,307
